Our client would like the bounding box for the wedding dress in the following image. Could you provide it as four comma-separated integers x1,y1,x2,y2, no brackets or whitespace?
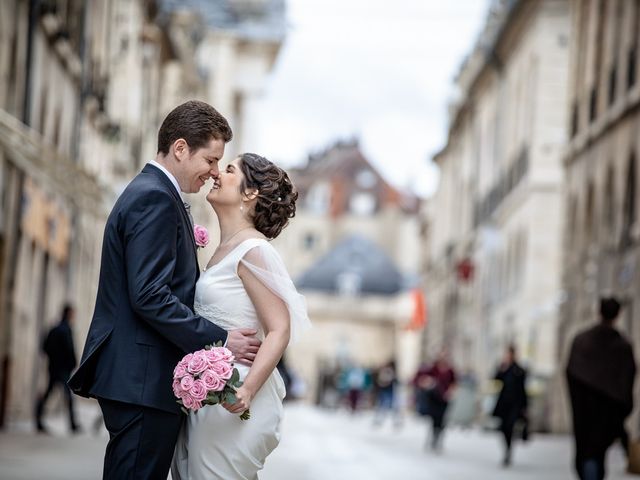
171,238,310,480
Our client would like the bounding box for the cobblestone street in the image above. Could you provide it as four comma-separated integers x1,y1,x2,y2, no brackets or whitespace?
0,401,634,479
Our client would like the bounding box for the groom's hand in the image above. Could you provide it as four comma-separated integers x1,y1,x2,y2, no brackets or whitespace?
226,329,261,365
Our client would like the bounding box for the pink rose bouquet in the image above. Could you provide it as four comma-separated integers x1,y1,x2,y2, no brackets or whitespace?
172,343,250,420
194,224,209,248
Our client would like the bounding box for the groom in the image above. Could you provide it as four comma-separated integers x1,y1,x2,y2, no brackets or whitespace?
69,100,260,479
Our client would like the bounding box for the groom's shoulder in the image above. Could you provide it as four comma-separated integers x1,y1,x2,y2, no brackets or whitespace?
124,169,170,197
113,171,175,214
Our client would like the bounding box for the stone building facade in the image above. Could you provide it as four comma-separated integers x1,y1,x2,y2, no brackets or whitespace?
558,0,640,435
425,0,571,430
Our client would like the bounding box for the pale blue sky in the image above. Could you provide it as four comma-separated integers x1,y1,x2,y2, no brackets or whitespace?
253,0,491,197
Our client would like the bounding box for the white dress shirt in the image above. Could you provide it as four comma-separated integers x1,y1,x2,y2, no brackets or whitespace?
149,160,182,198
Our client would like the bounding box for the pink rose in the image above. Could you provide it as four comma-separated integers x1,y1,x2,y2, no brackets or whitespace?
194,225,209,248
181,353,194,365
182,394,196,410
219,347,234,363
172,379,184,398
180,374,195,391
173,363,187,379
210,360,233,381
188,351,209,374
201,369,225,392
189,379,208,402
206,347,234,366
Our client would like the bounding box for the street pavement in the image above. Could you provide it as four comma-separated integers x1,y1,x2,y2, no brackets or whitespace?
0,400,635,480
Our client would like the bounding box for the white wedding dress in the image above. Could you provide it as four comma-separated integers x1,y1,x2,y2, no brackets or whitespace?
171,238,310,480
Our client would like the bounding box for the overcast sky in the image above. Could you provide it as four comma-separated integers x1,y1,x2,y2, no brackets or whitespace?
252,0,491,197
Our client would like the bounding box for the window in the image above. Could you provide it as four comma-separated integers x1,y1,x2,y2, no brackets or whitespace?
355,170,377,189
591,0,607,122
609,0,624,106
336,272,361,296
571,101,579,138
585,183,595,242
349,192,376,216
589,87,598,123
604,166,615,233
622,154,637,247
608,65,617,106
629,45,637,89
567,195,577,246
629,0,640,90
306,183,330,215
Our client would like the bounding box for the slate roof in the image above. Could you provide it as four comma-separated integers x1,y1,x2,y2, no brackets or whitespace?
296,235,407,296
159,0,286,42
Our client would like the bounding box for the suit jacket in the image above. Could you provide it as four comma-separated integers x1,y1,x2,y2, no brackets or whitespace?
69,164,227,413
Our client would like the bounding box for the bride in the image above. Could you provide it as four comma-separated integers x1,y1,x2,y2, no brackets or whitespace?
171,153,310,479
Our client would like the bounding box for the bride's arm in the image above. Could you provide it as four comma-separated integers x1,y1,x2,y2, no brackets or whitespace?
223,254,290,414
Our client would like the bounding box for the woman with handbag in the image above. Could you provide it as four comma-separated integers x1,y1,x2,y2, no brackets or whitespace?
492,345,528,467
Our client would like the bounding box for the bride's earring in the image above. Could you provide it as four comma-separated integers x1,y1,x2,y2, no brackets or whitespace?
240,204,244,212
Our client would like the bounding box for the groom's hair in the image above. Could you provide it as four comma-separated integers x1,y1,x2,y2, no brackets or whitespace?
157,100,233,155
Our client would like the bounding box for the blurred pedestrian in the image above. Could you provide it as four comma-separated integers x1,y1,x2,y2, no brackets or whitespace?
492,345,528,467
412,350,456,451
446,369,478,429
372,360,401,428
566,297,636,480
342,364,369,413
35,304,79,434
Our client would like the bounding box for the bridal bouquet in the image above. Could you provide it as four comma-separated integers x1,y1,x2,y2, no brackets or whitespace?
172,343,250,420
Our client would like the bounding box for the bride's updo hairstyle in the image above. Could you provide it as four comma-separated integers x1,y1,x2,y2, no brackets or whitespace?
238,153,298,239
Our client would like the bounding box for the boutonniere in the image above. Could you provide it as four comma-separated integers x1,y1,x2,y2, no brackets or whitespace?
193,224,209,249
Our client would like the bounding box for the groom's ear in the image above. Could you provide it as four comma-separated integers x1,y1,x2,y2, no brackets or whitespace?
173,139,190,161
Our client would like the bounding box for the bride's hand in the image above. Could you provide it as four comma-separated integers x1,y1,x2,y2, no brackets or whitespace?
223,386,252,415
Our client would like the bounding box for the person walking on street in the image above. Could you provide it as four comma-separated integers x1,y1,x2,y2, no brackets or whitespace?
566,297,636,480
492,344,528,467
413,350,456,451
373,360,401,428
35,304,79,434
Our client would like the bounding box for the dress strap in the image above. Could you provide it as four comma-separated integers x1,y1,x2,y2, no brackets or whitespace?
229,238,270,266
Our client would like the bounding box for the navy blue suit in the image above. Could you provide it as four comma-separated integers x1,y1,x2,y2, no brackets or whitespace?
69,164,227,478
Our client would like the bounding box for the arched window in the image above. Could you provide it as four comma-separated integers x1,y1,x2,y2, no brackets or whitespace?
622,153,637,247
585,182,596,242
567,195,577,247
604,165,615,233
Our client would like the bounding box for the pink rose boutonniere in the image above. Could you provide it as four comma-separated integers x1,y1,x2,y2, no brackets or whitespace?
194,224,209,248
173,343,250,420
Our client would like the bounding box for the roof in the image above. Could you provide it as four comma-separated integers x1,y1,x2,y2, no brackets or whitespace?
290,139,420,215
296,235,406,296
159,0,286,42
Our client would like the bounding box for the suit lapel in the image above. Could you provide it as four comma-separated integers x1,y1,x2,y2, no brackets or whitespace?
142,164,198,263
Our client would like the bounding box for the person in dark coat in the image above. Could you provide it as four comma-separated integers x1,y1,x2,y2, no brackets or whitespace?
35,304,79,433
566,297,636,480
492,344,528,467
